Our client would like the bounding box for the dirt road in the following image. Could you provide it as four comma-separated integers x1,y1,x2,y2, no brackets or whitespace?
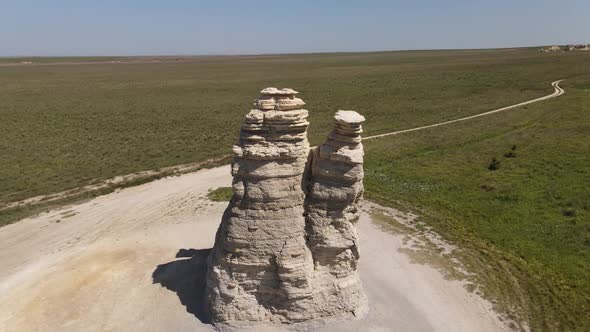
0,166,506,331
363,79,565,140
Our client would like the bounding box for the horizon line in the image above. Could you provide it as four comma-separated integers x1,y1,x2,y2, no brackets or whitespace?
0,44,577,58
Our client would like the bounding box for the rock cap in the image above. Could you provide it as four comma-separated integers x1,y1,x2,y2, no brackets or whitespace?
279,88,299,95
260,87,299,96
334,110,365,125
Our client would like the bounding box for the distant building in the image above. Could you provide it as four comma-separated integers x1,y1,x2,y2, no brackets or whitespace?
540,44,590,52
565,44,590,51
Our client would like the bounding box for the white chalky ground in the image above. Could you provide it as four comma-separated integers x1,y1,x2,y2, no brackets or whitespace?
0,165,505,332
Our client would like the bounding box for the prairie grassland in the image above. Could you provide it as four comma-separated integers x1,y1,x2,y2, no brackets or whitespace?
1,48,589,330
1,49,587,206
365,76,590,330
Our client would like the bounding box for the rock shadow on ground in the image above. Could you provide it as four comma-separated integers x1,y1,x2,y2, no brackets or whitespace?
152,248,212,324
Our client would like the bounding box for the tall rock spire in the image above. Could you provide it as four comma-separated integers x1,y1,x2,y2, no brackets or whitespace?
206,89,366,325
206,88,314,323
303,110,367,315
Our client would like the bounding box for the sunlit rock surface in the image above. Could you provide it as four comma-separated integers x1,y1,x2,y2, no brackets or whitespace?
206,88,366,325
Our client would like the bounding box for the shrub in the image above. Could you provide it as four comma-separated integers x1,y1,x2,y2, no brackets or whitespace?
504,145,517,158
562,208,577,217
207,187,233,202
480,184,496,192
488,158,501,170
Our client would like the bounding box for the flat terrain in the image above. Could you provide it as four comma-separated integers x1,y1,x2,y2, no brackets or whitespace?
1,49,587,207
0,166,505,332
1,49,589,330
365,76,590,330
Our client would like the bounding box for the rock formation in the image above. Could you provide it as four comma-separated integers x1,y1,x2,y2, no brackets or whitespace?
206,88,367,325
303,110,367,316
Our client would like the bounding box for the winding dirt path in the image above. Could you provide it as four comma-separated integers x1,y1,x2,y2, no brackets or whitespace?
363,79,565,140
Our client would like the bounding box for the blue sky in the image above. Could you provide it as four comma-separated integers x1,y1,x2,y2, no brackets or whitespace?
1,0,588,56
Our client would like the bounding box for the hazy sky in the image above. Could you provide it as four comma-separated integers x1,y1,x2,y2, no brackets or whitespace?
1,0,588,56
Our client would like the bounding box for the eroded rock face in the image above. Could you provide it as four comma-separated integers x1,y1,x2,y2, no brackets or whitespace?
206,89,366,325
303,110,367,317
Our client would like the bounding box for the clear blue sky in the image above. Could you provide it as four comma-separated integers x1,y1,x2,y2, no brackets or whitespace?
1,0,588,56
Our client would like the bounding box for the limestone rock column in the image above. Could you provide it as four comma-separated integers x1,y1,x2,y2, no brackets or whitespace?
206,88,315,323
206,90,368,325
304,110,367,317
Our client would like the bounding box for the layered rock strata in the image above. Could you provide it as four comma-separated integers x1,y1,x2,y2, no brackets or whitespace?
206,88,313,323
303,110,367,316
206,89,366,325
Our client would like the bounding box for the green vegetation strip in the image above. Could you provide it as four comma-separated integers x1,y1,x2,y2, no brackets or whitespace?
207,187,233,202
0,156,230,227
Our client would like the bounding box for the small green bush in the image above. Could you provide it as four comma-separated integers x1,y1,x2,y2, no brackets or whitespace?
207,187,233,202
504,145,517,158
562,208,577,217
480,184,496,192
488,158,501,171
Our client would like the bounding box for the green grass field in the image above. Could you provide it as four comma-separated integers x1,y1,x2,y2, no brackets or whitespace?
1,49,587,206
1,48,589,330
365,76,590,330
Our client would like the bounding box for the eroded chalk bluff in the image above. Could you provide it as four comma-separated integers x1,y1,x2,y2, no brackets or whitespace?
206,88,367,324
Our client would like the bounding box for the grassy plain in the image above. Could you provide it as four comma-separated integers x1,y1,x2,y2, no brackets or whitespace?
365,76,590,330
0,49,586,207
1,48,589,329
